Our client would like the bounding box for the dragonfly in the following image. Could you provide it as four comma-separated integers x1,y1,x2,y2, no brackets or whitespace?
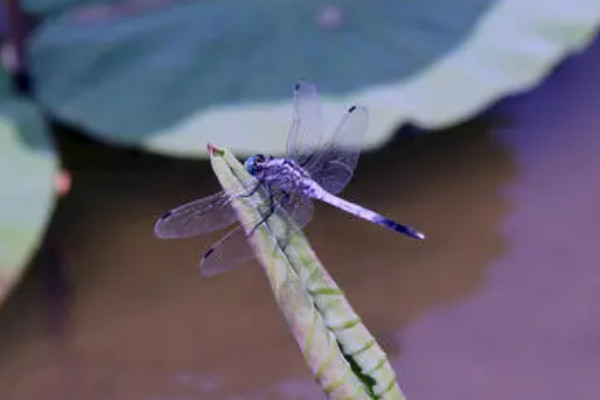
154,82,425,277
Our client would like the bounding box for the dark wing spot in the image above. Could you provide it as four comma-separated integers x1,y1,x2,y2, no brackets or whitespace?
160,210,173,220
348,105,357,112
204,247,214,258
295,82,301,90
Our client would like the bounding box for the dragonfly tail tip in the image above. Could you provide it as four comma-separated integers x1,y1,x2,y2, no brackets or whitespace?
405,226,426,240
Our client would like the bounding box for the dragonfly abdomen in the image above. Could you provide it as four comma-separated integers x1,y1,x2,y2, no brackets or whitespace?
314,189,425,240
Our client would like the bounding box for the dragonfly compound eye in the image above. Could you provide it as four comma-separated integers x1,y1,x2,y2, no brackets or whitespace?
244,156,257,175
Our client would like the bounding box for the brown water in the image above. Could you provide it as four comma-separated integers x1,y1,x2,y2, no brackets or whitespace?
1,39,599,400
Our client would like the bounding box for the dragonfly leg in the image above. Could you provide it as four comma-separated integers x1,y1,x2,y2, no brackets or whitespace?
236,181,263,199
249,184,276,235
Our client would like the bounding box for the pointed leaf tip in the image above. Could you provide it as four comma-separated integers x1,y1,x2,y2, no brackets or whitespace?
207,143,224,157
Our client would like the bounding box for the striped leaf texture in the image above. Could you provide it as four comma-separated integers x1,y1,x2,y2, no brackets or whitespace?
209,146,405,400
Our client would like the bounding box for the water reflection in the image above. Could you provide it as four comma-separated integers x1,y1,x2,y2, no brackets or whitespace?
398,35,600,400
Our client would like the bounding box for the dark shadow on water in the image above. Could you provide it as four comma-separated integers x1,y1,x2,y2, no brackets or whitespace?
397,32,600,400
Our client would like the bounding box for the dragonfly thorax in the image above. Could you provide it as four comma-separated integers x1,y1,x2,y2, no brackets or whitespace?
254,158,314,194
245,155,311,194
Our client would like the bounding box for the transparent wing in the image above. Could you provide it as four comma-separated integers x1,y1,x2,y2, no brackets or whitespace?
286,81,324,166
199,190,313,277
154,191,239,239
281,190,314,228
305,105,368,195
200,225,254,278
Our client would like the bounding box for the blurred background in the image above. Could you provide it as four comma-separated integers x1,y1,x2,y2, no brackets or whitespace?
1,1,600,399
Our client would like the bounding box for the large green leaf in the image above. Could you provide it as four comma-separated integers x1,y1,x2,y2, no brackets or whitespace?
0,96,58,306
29,0,600,157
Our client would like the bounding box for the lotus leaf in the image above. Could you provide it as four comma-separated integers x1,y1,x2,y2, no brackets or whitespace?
28,0,600,157
0,94,57,306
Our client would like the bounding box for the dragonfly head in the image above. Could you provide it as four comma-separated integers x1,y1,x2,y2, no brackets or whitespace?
244,154,267,176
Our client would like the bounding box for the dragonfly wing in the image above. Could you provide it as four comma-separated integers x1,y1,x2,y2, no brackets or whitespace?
199,225,255,278
280,190,314,228
154,191,239,239
200,190,314,277
305,105,368,195
286,81,324,165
